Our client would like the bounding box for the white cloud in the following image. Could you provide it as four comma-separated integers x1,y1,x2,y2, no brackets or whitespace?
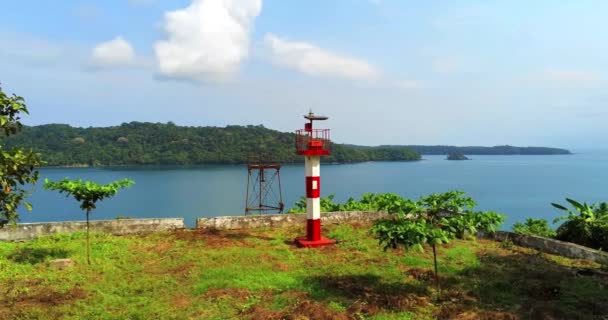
264,33,379,80
154,0,262,83
90,36,135,68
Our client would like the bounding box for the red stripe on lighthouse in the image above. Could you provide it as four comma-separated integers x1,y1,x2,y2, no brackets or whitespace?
306,175,320,241
307,219,321,241
305,176,320,198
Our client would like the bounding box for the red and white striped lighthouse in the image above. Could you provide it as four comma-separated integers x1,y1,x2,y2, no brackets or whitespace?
295,111,336,248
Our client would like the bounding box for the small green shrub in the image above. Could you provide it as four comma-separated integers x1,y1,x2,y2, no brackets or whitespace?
287,192,385,213
446,211,505,239
287,194,342,213
512,218,556,238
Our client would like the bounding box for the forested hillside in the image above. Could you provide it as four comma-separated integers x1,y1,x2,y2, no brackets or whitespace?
381,145,571,155
1,122,421,166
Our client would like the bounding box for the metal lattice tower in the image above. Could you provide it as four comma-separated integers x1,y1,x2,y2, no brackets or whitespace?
245,155,284,215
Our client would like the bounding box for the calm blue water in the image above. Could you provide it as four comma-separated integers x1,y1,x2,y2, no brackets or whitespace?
19,151,608,229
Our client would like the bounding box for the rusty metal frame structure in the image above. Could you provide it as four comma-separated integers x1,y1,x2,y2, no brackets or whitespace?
245,155,284,215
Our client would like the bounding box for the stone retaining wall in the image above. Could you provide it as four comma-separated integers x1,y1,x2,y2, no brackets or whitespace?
196,211,388,230
0,218,185,241
3,213,606,265
491,231,608,265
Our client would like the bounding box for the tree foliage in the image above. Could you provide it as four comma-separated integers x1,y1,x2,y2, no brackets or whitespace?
44,178,134,211
1,122,421,166
551,198,608,250
0,84,43,224
44,178,134,264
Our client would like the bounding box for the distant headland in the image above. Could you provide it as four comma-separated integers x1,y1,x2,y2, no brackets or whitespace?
380,145,571,156
0,122,571,167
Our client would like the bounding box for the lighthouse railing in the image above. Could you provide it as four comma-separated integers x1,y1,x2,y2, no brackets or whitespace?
296,129,331,155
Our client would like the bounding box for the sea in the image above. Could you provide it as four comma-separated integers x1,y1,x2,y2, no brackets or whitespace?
19,150,608,229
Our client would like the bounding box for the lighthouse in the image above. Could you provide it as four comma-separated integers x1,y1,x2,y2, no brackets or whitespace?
295,111,336,248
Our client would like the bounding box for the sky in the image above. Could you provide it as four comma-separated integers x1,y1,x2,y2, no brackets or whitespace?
0,0,606,149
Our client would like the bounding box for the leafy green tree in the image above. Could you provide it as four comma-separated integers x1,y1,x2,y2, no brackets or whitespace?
0,84,43,224
44,178,134,264
372,191,504,290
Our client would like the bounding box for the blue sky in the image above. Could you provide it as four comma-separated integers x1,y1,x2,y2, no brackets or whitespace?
1,0,606,149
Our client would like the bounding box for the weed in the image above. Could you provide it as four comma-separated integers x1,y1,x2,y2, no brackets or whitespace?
501,237,514,250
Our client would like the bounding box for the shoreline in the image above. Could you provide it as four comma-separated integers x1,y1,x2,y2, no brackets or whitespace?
38,153,574,169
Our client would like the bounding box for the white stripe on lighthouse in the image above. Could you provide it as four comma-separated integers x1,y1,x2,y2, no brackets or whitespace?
306,197,321,220
305,156,321,221
305,156,320,177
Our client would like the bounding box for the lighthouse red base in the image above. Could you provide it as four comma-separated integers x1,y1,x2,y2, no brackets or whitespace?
295,236,336,248
295,219,335,247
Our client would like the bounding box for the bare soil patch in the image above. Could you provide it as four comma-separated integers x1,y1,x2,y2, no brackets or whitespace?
0,287,87,319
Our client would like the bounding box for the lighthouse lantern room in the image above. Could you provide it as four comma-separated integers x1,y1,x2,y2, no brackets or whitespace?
295,111,336,248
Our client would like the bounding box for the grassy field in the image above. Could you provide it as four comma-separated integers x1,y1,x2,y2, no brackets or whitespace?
0,223,607,319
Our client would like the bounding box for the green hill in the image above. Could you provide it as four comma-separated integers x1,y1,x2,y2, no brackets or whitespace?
0,122,421,166
380,145,571,155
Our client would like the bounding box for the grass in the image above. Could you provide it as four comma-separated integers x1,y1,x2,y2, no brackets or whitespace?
0,223,607,319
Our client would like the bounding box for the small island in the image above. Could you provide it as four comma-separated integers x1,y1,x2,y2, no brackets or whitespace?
446,153,470,160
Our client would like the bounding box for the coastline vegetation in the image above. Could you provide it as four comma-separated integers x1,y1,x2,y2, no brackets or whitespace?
1,123,421,166
1,123,571,167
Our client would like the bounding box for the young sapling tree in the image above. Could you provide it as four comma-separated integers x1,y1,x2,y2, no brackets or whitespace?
372,191,504,291
44,178,134,264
